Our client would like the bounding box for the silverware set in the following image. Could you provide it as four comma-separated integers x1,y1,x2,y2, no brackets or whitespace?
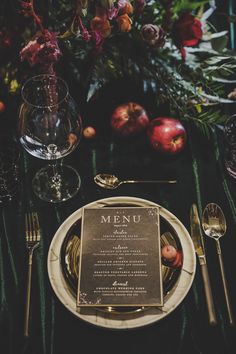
22,202,234,338
190,203,234,327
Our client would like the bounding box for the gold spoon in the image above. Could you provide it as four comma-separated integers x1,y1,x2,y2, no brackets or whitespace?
94,173,177,190
202,203,234,326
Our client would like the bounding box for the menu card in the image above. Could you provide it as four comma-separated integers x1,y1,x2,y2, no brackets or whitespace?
77,206,163,307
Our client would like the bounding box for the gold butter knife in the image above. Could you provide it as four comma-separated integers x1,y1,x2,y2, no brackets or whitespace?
190,204,217,326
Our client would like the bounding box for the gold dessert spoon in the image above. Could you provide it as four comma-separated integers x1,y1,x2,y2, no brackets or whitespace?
202,203,234,326
94,173,177,190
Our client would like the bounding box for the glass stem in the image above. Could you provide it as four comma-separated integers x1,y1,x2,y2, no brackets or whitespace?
50,160,62,199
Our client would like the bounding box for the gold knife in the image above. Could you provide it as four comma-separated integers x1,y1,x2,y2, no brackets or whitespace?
190,204,217,326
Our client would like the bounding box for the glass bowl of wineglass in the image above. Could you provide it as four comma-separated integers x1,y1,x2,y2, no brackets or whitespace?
18,74,83,203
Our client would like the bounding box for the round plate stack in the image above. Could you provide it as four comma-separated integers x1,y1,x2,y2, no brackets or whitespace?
48,196,196,330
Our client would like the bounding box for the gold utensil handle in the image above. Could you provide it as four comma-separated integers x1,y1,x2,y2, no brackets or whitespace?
201,263,217,326
24,252,33,337
123,180,177,184
216,241,235,326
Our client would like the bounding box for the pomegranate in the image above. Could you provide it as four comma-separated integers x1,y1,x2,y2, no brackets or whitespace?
111,102,149,137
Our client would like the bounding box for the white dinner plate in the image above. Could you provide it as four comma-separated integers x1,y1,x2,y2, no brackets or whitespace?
47,196,196,330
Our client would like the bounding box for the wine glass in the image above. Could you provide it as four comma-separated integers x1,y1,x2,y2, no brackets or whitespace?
18,74,83,203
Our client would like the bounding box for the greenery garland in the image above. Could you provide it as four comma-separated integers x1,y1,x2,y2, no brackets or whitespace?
0,0,236,135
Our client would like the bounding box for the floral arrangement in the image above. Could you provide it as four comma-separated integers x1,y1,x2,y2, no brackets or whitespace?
1,0,236,134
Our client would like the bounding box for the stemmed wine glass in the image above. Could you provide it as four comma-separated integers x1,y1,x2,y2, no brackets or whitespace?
18,74,83,203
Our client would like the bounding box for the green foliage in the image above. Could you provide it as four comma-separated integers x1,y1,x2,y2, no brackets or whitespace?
1,0,235,137
173,0,209,13
74,31,235,136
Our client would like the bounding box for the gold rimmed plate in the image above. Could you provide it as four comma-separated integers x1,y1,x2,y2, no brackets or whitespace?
48,196,196,330
60,205,181,315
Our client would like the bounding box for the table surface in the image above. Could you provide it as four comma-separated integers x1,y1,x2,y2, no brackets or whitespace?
1,116,236,354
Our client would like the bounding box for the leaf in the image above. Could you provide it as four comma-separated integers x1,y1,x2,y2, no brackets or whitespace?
210,31,228,39
200,92,235,104
173,0,209,13
211,35,229,52
205,56,236,65
211,77,236,83
87,80,103,102
58,28,73,39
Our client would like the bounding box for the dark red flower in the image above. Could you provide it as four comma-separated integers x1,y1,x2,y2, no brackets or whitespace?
20,30,61,68
172,12,202,60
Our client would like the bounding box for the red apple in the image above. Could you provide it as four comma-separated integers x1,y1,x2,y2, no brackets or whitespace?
148,117,186,154
111,102,149,137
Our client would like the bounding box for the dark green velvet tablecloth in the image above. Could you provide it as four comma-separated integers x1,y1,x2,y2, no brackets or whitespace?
1,120,236,354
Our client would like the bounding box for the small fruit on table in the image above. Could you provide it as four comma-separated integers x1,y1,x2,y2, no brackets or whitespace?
83,126,96,139
161,244,177,262
161,244,183,268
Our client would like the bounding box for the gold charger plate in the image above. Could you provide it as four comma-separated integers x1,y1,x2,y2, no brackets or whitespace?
48,196,196,330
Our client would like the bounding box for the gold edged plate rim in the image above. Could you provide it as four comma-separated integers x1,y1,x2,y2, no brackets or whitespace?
47,196,196,330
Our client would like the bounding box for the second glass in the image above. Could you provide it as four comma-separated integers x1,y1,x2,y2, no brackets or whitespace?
19,74,83,202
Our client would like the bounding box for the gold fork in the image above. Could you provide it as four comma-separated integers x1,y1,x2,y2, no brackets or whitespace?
24,212,41,337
